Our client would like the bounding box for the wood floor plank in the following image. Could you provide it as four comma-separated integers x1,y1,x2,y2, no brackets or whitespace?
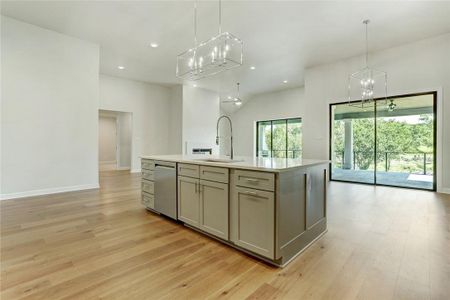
1,170,449,300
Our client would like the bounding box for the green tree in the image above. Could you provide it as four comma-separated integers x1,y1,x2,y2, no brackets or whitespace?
263,119,302,158
333,114,433,172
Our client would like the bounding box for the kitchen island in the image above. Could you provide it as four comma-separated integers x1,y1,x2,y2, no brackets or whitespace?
140,155,328,267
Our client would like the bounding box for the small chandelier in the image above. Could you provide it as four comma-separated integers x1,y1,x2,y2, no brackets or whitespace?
348,20,387,108
221,83,243,106
176,0,243,81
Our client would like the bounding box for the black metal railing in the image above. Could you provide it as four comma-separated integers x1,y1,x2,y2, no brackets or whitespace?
334,151,434,175
258,150,302,158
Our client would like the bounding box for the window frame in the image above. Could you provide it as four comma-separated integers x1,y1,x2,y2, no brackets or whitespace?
328,91,437,191
256,117,302,158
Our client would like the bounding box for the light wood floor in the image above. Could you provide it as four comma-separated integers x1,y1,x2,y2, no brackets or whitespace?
1,171,449,299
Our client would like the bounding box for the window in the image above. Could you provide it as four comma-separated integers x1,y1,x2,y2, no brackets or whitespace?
256,118,302,158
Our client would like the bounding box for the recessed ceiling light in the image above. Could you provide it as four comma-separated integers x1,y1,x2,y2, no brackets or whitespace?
118,66,125,70
150,42,159,48
235,101,242,106
283,80,288,83
193,84,197,87
250,66,256,70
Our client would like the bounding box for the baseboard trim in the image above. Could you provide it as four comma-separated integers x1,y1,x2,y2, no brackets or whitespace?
0,183,100,200
100,160,117,164
116,167,131,171
437,187,450,194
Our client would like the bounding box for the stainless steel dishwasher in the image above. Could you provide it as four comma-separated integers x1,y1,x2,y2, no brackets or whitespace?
154,161,177,220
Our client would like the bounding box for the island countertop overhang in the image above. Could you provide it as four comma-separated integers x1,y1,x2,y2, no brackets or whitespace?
140,155,329,172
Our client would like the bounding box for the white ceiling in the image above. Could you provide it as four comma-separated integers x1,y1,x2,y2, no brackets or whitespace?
2,1,450,101
334,94,434,114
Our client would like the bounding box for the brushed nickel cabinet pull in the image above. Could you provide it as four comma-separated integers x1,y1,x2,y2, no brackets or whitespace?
245,178,259,183
304,173,308,230
244,191,258,196
204,170,223,175
323,169,327,218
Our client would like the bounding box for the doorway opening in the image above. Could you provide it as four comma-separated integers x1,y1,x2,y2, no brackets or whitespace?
98,110,132,172
329,92,437,191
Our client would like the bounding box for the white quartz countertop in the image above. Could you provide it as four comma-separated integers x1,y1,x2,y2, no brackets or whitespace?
140,155,329,172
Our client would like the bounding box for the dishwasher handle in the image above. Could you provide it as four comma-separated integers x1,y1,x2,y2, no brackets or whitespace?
154,160,176,169
155,165,175,170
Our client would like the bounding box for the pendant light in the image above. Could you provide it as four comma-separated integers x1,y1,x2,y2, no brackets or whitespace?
221,83,243,106
176,0,243,81
348,20,387,108
387,99,397,112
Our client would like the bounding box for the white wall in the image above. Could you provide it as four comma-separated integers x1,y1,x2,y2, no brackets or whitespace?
168,85,183,155
98,116,117,162
231,88,306,156
182,86,220,155
99,74,174,172
1,17,100,199
303,33,450,193
117,112,132,168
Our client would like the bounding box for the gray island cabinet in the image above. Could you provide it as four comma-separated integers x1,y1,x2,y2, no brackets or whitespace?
140,155,328,267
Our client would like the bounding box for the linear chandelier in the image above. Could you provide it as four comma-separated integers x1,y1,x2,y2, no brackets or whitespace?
176,0,243,81
348,20,387,108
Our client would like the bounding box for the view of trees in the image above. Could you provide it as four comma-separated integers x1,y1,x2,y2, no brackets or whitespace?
333,114,434,174
258,118,302,158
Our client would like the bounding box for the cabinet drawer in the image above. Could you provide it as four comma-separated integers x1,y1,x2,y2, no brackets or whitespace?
200,166,229,183
178,163,200,178
234,170,275,191
142,180,154,194
142,192,154,209
142,169,154,181
141,159,155,171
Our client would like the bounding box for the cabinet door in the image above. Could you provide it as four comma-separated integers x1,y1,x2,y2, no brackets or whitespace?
231,187,275,259
199,180,229,240
178,176,200,227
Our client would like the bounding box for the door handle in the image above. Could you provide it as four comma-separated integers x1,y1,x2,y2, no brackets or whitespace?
156,165,175,170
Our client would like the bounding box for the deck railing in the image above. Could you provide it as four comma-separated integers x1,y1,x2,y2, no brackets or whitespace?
335,151,434,175
258,150,302,158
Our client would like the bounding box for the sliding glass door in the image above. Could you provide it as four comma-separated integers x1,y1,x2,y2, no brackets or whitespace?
256,118,302,158
330,103,375,184
330,92,436,191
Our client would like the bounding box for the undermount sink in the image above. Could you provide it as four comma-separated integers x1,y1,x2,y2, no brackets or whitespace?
195,158,244,163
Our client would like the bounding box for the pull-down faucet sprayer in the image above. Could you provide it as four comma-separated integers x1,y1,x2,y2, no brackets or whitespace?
216,115,234,160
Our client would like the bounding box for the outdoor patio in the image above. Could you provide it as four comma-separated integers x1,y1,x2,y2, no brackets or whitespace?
332,168,433,190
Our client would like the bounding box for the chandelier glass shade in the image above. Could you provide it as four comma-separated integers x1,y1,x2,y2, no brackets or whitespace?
348,20,387,108
176,0,243,81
